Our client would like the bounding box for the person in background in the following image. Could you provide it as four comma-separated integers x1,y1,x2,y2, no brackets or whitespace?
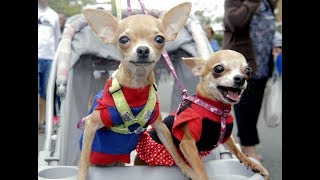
222,0,276,161
272,30,282,76
58,12,66,33
205,27,221,52
38,0,61,129
273,31,282,55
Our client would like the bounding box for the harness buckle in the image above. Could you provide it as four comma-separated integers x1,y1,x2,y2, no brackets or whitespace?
181,89,188,98
130,126,145,134
132,118,139,123
124,118,139,127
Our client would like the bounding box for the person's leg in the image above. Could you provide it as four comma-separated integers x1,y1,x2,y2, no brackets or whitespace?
38,59,43,126
234,78,268,160
39,98,46,125
39,59,53,125
234,78,260,146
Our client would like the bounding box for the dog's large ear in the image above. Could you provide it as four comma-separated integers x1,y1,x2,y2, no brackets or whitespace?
160,2,191,41
83,9,118,44
182,57,205,77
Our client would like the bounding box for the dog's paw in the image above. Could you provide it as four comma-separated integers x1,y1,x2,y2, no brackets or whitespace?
179,164,195,179
239,156,269,180
251,166,269,180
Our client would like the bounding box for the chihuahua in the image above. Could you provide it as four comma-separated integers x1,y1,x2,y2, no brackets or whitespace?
77,2,194,180
135,50,270,180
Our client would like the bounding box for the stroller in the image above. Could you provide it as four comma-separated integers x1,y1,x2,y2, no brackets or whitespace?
38,5,265,180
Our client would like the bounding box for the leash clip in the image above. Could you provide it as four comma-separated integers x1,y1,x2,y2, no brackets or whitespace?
181,89,188,98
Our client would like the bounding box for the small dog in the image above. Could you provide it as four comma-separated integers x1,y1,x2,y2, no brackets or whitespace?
135,50,270,180
77,2,194,180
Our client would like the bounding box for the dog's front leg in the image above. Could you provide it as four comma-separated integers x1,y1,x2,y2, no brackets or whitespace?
179,125,208,180
224,136,269,180
152,117,195,179
78,110,102,180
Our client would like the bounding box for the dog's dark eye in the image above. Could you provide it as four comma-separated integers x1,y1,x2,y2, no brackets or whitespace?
244,67,252,77
155,35,165,44
214,65,224,74
119,36,130,44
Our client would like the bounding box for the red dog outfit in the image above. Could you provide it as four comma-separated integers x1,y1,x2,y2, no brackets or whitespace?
136,92,233,166
79,78,159,165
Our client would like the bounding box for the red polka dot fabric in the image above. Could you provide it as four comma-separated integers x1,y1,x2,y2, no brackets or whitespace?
136,131,212,166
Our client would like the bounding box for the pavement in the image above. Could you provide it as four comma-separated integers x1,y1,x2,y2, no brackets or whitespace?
38,75,282,179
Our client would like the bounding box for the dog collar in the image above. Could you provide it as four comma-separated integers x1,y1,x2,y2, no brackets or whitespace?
180,95,230,148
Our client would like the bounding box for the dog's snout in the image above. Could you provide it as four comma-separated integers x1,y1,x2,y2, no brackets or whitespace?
234,75,245,86
137,46,150,58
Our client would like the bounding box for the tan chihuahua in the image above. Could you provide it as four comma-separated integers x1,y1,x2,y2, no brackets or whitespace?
135,50,270,180
78,2,194,180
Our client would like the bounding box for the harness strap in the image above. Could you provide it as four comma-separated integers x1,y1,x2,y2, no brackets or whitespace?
108,79,121,94
180,96,230,147
109,78,157,134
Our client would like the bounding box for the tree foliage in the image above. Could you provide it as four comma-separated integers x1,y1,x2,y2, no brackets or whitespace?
194,10,224,46
48,0,95,17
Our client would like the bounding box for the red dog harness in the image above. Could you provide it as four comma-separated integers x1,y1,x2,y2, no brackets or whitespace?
136,93,233,166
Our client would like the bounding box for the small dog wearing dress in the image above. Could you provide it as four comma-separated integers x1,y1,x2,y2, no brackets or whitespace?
135,50,270,180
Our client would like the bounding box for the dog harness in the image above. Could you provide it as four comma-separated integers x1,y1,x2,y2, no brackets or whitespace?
79,78,159,164
136,93,234,166
108,78,157,134
171,95,233,148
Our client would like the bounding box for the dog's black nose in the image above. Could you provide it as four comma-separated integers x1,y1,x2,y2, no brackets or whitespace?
234,75,245,86
137,46,150,58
